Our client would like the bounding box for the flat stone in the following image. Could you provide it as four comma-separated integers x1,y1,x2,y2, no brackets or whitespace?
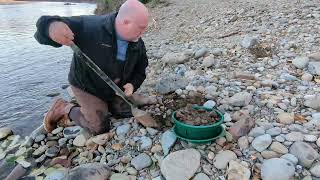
252,134,272,152
289,141,320,168
73,134,87,147
281,154,298,165
261,151,280,159
266,127,281,136
66,163,111,180
227,160,251,180
45,146,59,157
238,136,249,150
131,153,152,170
228,92,252,107
146,128,158,136
310,162,320,177
194,48,209,59
308,62,320,75
213,150,237,169
303,135,317,142
0,127,12,140
277,113,294,125
193,173,210,180
35,134,45,143
161,149,200,180
63,126,82,139
249,127,265,137
52,127,63,135
270,142,288,154
139,136,152,150
292,56,309,69
285,132,304,142
161,129,177,155
116,124,131,136
261,158,295,180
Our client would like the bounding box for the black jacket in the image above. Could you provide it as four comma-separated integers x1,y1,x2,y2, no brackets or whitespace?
34,13,148,101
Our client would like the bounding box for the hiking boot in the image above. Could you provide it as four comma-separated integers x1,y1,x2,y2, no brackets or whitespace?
43,98,73,132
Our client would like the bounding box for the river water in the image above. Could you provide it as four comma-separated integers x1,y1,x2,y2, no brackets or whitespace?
0,2,95,136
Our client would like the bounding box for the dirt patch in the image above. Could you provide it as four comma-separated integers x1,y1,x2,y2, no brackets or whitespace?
175,104,220,126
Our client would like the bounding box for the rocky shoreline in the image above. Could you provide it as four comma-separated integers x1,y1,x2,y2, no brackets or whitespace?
2,0,320,179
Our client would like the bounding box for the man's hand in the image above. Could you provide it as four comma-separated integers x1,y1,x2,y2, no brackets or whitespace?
48,21,74,46
123,83,134,96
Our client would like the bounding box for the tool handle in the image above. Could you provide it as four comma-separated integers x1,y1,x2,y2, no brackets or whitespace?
70,44,135,108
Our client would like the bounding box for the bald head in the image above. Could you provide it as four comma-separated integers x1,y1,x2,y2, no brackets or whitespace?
115,0,149,42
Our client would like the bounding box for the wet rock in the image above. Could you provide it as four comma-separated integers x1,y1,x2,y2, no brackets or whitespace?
289,141,320,168
161,129,177,155
33,146,47,157
161,149,200,180
131,153,152,170
52,127,63,135
73,134,87,147
155,74,188,94
310,162,320,177
241,35,259,49
63,126,82,139
227,160,251,180
228,92,252,107
45,146,60,157
194,48,209,59
292,56,309,69
270,142,288,154
281,154,298,165
203,100,216,109
139,136,152,150
151,144,162,153
161,52,189,64
304,95,320,110
202,55,215,67
193,173,210,180
238,136,249,150
252,134,272,152
261,158,295,180
0,127,12,140
58,138,68,147
116,124,131,136
285,132,304,142
66,163,111,180
277,113,294,125
126,167,138,176
308,62,320,75
213,150,237,170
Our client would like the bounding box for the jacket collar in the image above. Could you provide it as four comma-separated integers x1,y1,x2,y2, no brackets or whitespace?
103,12,117,35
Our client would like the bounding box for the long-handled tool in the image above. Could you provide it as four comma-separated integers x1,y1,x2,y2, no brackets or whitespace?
70,44,159,128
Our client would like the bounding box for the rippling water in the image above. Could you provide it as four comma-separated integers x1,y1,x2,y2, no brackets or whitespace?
0,2,95,136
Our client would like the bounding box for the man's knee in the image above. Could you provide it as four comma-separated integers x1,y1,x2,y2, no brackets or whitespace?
91,111,111,135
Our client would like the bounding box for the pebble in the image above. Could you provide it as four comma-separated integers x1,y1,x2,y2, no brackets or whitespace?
248,127,265,137
35,154,46,163
241,35,259,48
270,142,288,154
281,154,298,165
202,55,215,67
310,162,320,177
161,129,177,155
308,62,320,75
303,134,317,142
91,132,113,145
35,134,45,143
51,127,63,135
33,146,47,157
261,151,280,159
251,134,272,152
66,163,111,180
139,136,152,150
237,136,249,150
289,141,320,168
63,126,82,139
285,132,304,142
275,135,285,142
116,124,131,136
227,160,251,180
161,52,189,64
301,73,313,81
277,113,294,125
161,149,200,180
203,100,216,109
317,137,320,147
194,47,208,59
0,127,12,140
266,127,281,136
193,173,210,180
146,128,158,136
304,95,320,110
261,158,295,180
131,153,152,170
207,151,215,160
228,92,252,107
292,56,309,69
213,150,237,169
45,146,59,157
73,134,87,147
58,138,68,147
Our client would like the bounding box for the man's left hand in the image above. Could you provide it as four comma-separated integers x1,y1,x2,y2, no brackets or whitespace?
123,83,134,96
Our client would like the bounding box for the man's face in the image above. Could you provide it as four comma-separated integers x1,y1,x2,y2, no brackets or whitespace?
123,16,148,42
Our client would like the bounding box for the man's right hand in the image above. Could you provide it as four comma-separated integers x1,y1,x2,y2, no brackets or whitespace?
48,21,74,46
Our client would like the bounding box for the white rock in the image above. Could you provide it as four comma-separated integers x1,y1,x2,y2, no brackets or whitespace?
194,48,209,59
202,55,216,67
0,127,12,140
161,149,200,180
139,136,152,150
304,135,317,142
227,160,251,180
310,162,320,177
146,128,158,136
277,113,294,125
252,134,272,152
162,52,189,64
213,150,237,169
203,100,216,109
304,95,320,110
73,134,87,147
228,92,253,107
261,158,295,180
238,136,249,150
285,132,304,142
292,56,309,69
